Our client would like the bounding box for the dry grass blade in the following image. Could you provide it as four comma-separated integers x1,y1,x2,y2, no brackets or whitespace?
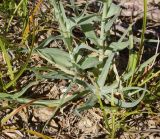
26,130,54,139
21,0,43,44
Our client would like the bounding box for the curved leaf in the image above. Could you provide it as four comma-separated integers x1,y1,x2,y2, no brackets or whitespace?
37,35,63,48
73,43,98,55
105,91,145,108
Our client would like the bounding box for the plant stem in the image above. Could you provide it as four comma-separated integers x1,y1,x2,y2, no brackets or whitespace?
99,0,111,47
88,75,111,132
137,0,147,65
111,112,115,139
50,0,73,52
96,89,111,133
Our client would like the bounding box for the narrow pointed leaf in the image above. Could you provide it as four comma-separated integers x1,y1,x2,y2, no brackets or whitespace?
38,35,63,48
97,53,114,88
138,53,159,72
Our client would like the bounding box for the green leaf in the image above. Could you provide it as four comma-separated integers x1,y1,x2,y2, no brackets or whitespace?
36,48,72,68
38,70,73,80
101,81,119,95
81,57,99,70
97,53,115,88
69,0,99,26
37,35,63,48
109,41,130,51
66,17,76,30
70,0,79,16
0,39,14,83
118,24,133,43
59,1,74,31
105,86,148,108
81,24,99,46
122,86,149,96
13,81,39,98
106,3,121,18
59,1,68,24
0,81,38,99
78,14,100,25
137,53,159,72
122,70,135,81
76,94,98,112
105,14,119,32
73,43,98,55
30,66,73,80
105,91,145,108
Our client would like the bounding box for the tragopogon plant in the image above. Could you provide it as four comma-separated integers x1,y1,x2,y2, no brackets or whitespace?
35,0,159,110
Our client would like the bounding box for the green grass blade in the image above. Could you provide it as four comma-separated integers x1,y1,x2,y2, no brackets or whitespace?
3,20,36,90
137,0,147,65
7,0,25,31
0,39,14,83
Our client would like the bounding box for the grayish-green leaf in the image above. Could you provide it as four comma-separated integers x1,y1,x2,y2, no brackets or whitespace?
78,14,100,25
97,53,114,88
0,81,38,99
122,70,135,81
81,24,99,46
105,91,145,108
105,14,119,32
81,57,99,70
73,43,98,55
38,35,62,48
101,81,119,95
107,3,121,18
37,48,72,67
76,94,98,112
137,53,159,72
109,41,129,51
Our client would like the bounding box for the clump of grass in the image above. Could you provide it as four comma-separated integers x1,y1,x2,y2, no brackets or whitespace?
0,0,28,32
